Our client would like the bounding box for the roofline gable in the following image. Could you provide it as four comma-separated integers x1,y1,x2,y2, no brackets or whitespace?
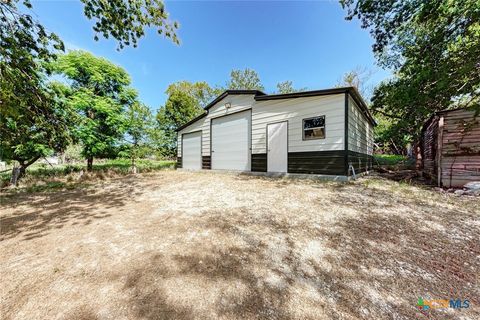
204,90,266,110
175,90,265,132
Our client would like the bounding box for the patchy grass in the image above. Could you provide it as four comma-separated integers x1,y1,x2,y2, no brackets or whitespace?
374,154,409,165
1,171,478,319
0,159,175,191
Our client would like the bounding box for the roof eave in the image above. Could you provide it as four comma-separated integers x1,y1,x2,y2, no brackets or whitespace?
347,87,377,127
254,87,351,101
255,87,377,127
175,112,207,132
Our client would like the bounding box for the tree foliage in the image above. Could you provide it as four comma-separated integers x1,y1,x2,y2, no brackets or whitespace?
335,66,374,100
341,0,480,149
81,0,179,49
52,50,135,170
156,91,203,157
1,0,180,183
227,68,265,91
1,0,178,118
0,1,70,183
166,81,222,108
0,0,64,117
121,102,155,171
276,81,307,94
0,81,74,184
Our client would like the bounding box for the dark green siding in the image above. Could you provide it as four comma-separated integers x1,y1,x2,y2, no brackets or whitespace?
288,151,346,175
202,156,211,169
347,151,373,174
251,154,267,172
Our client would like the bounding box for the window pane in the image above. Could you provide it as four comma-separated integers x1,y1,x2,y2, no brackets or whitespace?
304,127,325,140
304,116,325,129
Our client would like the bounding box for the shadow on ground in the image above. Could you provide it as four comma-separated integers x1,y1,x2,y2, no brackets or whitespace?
0,178,144,241
119,181,479,319
121,212,300,320
2,172,478,319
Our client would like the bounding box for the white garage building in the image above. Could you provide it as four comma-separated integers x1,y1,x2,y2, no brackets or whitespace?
177,87,375,178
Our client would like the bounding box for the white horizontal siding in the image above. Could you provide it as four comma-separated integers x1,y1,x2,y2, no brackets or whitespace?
177,94,256,157
348,96,373,155
252,94,345,154
178,92,372,158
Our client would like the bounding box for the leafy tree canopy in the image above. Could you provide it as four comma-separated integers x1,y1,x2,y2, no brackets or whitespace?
0,80,74,184
52,50,136,170
120,101,155,171
1,0,178,117
156,91,203,157
125,102,153,146
227,68,265,91
81,0,179,49
0,0,64,118
1,0,180,182
276,81,307,94
166,81,222,108
53,50,131,96
341,0,480,152
0,0,70,183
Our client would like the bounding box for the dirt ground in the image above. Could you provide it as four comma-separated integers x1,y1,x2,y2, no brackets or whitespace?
1,170,479,320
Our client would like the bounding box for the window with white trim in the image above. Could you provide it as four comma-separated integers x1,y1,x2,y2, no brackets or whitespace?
303,116,325,140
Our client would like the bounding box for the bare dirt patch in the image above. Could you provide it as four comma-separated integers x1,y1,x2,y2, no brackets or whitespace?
1,171,479,319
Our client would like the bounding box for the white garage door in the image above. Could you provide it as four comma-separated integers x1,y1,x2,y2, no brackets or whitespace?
182,131,202,170
211,110,251,171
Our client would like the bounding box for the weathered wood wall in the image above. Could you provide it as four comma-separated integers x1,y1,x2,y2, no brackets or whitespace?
440,109,480,187
420,115,439,182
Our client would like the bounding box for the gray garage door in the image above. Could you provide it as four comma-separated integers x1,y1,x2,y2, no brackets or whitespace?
182,131,202,170
211,110,251,171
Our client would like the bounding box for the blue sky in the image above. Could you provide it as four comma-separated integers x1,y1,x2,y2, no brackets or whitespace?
30,1,391,111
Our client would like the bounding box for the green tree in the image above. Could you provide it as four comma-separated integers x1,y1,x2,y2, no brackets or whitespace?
1,0,180,183
341,0,480,145
0,81,73,185
0,0,66,184
227,68,264,91
121,102,154,172
166,81,222,108
0,0,64,125
52,50,135,171
156,91,203,157
276,80,307,94
1,0,178,116
373,115,412,155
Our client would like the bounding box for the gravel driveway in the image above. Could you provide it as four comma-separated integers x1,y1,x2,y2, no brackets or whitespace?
1,171,479,319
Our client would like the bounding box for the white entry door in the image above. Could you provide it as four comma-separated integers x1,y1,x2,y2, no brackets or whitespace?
211,110,251,171
267,121,288,173
182,131,202,170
